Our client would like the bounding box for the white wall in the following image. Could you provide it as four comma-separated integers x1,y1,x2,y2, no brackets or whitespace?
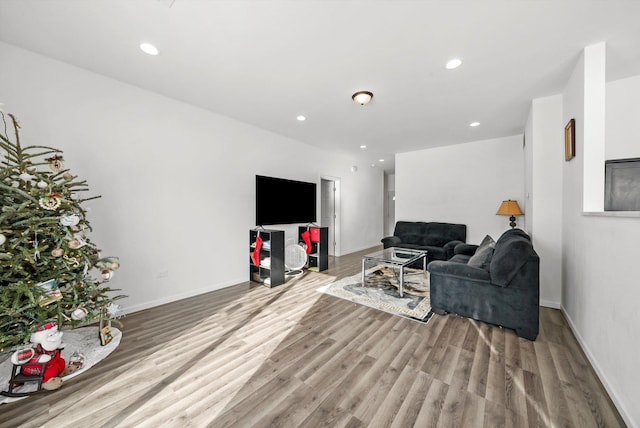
561,46,640,427
395,135,525,244
525,95,563,308
606,74,640,160
0,42,384,313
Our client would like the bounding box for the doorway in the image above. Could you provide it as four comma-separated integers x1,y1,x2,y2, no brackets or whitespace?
321,177,340,256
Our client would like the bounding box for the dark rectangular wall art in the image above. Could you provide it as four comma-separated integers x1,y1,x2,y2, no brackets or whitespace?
605,157,640,211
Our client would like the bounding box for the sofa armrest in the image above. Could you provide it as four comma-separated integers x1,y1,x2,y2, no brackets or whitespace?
427,260,491,282
443,240,465,259
454,243,479,256
381,236,401,249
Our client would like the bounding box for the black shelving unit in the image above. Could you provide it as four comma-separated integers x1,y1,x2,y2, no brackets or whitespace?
298,225,328,272
249,228,285,287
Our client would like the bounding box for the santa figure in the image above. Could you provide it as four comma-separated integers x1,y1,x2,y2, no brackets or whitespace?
11,322,66,390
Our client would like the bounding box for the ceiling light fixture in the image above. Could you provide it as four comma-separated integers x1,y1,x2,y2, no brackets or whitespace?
140,42,159,56
469,121,480,127
296,115,306,121
360,145,367,149
446,58,462,69
352,91,373,105
379,159,385,162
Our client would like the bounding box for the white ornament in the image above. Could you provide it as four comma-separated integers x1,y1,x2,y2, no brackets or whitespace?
0,234,5,246
106,303,125,319
19,172,35,182
60,214,80,227
71,307,88,321
101,269,113,281
37,180,48,189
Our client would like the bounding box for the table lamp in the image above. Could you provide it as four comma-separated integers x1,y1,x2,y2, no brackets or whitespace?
496,200,524,229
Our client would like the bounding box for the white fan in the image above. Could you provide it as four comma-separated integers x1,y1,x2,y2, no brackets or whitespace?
285,242,307,276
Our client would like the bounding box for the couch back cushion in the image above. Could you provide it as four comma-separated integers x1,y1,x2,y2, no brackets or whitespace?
394,221,426,244
422,222,466,247
490,230,537,287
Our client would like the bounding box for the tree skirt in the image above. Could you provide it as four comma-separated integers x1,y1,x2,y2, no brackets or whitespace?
0,326,121,404
318,266,432,323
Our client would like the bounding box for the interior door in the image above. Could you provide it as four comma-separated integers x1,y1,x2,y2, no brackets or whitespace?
321,178,336,256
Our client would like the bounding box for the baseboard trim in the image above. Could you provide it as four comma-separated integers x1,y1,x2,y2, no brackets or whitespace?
560,306,633,428
540,299,561,309
122,276,247,315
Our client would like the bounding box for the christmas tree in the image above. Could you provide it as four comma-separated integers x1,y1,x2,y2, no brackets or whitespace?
0,111,124,351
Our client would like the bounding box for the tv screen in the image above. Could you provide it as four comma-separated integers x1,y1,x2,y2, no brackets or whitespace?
605,158,640,211
256,175,317,225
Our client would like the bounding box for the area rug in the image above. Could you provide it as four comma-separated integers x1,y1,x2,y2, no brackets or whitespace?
318,266,432,323
0,326,122,404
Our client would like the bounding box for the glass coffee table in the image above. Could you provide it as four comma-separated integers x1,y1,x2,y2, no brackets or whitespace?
361,247,428,297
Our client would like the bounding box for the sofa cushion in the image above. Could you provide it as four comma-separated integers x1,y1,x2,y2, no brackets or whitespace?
401,234,424,245
448,254,471,264
490,234,536,287
422,222,466,247
467,235,495,270
423,246,446,261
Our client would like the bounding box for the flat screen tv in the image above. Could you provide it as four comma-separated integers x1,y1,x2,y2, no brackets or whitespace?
256,175,317,225
605,158,640,211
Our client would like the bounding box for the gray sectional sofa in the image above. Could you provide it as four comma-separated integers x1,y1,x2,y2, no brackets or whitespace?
427,228,540,340
381,221,467,262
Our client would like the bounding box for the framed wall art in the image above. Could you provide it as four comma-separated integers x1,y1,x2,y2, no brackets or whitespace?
565,118,575,161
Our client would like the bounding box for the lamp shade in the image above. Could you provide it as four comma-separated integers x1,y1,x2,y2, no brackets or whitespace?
496,200,524,216
352,91,373,105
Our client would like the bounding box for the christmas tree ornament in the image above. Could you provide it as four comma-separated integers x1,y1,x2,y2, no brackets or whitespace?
33,232,40,261
68,239,81,249
51,248,64,257
37,180,48,189
106,303,124,319
101,269,114,281
63,172,73,181
72,234,88,248
110,261,121,270
64,255,80,267
46,154,65,172
18,171,35,182
38,193,63,211
71,307,88,321
0,233,6,246
60,213,80,227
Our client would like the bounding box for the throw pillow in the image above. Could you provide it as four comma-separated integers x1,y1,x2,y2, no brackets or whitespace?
467,234,495,270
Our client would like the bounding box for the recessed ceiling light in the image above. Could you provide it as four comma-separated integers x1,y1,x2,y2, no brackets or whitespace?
360,145,367,149
469,121,480,127
446,58,462,69
296,115,306,121
140,43,159,56
371,163,376,167
379,159,385,162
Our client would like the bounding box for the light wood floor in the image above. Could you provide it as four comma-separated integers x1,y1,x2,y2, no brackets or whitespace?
0,247,625,427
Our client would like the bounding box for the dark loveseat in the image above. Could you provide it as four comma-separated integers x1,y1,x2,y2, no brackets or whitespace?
381,221,466,262
427,228,540,340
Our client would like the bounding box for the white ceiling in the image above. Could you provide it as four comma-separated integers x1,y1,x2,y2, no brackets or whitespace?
1,1,640,173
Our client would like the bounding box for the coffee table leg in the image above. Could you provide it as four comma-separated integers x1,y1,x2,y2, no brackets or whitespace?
399,265,404,297
361,257,366,288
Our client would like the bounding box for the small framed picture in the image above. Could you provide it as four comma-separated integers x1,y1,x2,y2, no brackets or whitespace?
35,279,62,307
565,118,575,161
